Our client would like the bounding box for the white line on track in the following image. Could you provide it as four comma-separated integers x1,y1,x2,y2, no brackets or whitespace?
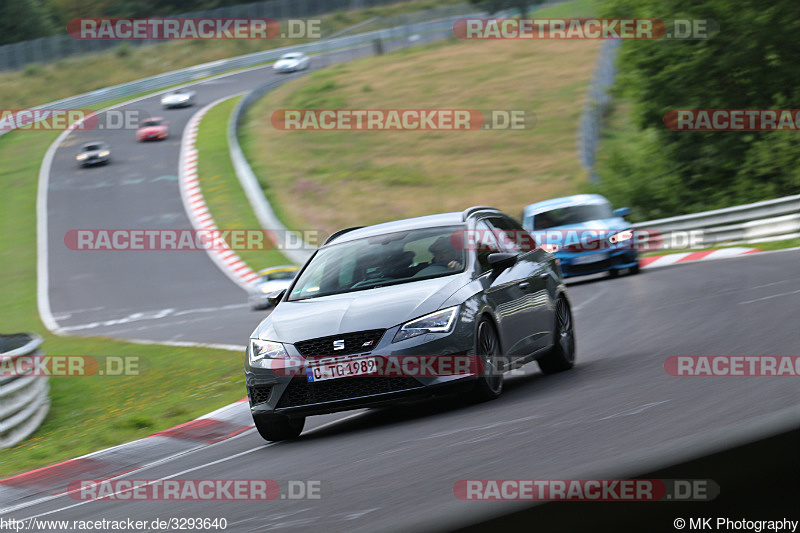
4,411,367,518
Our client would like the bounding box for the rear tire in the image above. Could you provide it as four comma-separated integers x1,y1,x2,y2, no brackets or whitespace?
629,263,640,275
253,414,305,442
466,318,504,402
538,296,576,375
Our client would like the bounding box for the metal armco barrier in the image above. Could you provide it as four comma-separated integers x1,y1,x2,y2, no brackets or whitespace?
0,334,49,449
0,8,473,139
636,194,800,246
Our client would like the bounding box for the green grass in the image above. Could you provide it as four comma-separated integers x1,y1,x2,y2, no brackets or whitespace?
0,101,247,479
0,0,466,110
195,96,292,271
240,33,603,234
533,0,599,17
642,237,800,257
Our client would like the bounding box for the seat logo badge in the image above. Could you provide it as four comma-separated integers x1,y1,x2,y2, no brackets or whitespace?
333,339,345,350
362,340,374,347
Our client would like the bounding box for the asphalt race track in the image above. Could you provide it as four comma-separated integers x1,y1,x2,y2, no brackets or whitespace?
10,47,800,531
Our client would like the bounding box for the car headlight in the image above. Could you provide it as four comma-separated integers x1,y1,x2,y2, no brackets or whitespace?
609,229,634,244
76,154,88,160
249,339,288,367
393,306,458,343
97,150,110,157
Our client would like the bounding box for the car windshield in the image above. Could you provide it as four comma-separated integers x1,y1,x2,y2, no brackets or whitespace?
530,203,614,229
281,54,299,59
83,144,103,151
288,226,466,301
261,270,297,282
143,119,163,126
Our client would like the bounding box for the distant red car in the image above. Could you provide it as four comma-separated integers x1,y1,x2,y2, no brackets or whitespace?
137,117,169,141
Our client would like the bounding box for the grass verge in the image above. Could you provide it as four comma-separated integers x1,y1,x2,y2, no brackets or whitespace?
0,103,247,479
241,35,603,234
194,96,292,271
0,0,466,110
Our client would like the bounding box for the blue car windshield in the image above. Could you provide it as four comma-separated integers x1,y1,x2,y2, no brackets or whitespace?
531,204,613,230
288,226,466,301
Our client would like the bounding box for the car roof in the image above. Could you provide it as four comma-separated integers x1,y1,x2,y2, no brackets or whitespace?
523,194,610,216
324,207,503,246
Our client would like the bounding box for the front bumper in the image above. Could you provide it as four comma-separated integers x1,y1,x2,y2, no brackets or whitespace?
557,249,639,278
245,322,476,417
78,156,109,166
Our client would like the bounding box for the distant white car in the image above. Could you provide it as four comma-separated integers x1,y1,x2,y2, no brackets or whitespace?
161,88,196,108
248,265,301,310
272,52,310,73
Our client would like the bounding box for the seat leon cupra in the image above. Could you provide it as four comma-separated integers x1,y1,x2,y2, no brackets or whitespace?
245,207,576,441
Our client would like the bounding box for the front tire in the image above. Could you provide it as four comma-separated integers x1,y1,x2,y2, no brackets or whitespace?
253,414,305,442
538,296,576,374
466,318,504,402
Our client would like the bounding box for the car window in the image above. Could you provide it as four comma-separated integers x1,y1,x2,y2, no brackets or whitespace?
530,203,613,229
474,220,501,274
289,226,465,301
486,216,535,253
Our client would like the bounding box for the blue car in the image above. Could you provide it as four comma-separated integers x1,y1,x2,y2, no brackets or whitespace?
522,194,640,278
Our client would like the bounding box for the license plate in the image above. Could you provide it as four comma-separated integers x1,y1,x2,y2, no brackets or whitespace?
306,357,379,382
571,252,609,265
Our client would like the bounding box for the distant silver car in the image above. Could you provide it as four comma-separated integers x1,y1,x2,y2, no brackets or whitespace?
76,141,111,166
249,266,301,310
272,52,310,73
160,88,196,108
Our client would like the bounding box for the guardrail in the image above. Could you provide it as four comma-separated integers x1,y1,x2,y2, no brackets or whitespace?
0,0,452,72
227,12,480,264
0,6,474,139
0,334,50,449
636,194,800,247
577,39,620,183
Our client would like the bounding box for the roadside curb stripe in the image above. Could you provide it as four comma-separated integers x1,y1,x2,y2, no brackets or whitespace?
640,247,759,269
178,95,260,288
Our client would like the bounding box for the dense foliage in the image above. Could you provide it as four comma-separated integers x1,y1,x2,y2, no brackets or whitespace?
595,0,800,219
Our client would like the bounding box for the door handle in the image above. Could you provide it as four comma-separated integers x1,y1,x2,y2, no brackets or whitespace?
518,282,530,290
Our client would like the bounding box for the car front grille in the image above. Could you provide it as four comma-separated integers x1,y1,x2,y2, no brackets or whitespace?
276,377,422,408
294,329,386,357
568,258,612,274
248,385,273,406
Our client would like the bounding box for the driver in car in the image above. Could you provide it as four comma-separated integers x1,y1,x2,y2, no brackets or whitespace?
429,236,463,271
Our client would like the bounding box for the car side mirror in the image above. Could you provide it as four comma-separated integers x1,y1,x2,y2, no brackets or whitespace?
267,289,287,307
614,207,631,218
488,252,518,276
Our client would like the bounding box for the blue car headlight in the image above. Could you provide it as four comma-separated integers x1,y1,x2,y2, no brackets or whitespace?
393,306,458,343
609,229,634,246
